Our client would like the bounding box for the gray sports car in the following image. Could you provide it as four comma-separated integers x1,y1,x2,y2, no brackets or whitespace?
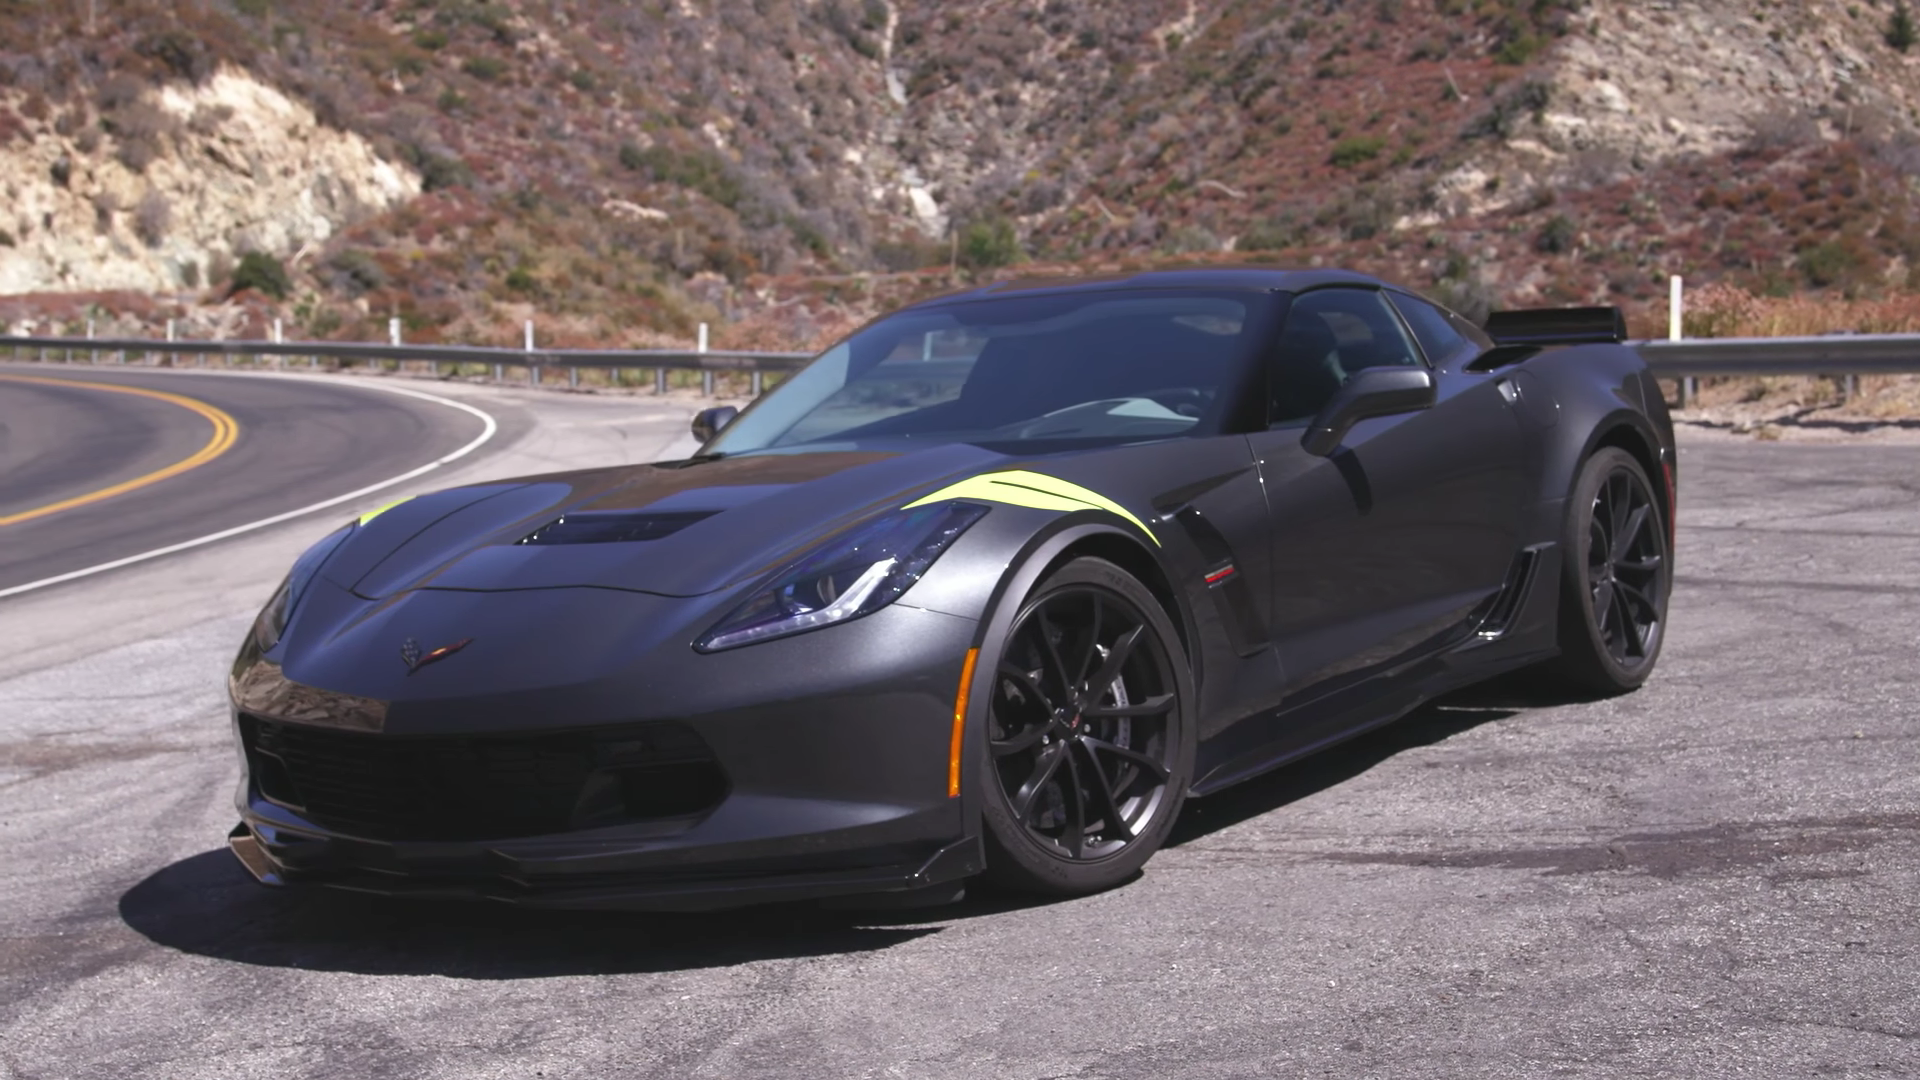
226,268,1675,909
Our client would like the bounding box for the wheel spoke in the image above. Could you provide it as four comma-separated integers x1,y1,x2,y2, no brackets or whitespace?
1613,583,1649,656
1084,693,1175,719
991,724,1050,757
1032,608,1074,700
1073,739,1132,841
1616,554,1663,575
1608,475,1631,542
1060,744,1087,857
996,662,1056,714
1084,625,1144,702
1615,580,1661,623
1591,577,1615,628
1013,743,1067,821
1082,736,1171,781
1604,583,1630,655
1075,593,1104,687
1611,506,1650,563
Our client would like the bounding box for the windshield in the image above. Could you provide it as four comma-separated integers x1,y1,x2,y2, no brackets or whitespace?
705,289,1277,456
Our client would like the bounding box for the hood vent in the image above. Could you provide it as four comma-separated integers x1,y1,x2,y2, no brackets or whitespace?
517,509,718,546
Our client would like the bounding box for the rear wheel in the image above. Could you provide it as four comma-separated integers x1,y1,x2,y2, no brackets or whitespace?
1546,447,1670,695
978,557,1194,896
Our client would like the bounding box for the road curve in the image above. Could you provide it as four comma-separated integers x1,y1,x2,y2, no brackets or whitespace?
0,365,497,595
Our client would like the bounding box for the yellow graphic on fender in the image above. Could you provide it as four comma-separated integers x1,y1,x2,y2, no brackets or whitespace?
903,470,1160,546
357,496,415,526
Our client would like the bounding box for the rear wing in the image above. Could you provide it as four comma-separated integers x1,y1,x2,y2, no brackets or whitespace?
1483,306,1627,347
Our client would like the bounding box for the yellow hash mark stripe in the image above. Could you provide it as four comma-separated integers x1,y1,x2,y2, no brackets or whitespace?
357,496,414,526
903,469,1160,546
0,374,241,527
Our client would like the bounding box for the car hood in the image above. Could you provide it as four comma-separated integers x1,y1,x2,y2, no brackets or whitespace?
316,443,1015,600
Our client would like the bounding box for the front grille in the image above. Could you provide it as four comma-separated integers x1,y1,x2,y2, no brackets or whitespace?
241,717,727,841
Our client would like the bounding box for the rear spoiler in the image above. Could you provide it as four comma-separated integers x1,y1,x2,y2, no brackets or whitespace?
1483,306,1627,347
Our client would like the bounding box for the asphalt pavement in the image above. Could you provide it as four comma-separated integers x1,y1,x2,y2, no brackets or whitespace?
0,377,1914,1079
0,364,505,594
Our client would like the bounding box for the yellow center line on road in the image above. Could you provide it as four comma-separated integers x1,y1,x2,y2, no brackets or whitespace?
0,373,241,527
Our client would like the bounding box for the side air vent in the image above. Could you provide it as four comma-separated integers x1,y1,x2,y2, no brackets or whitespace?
518,509,717,546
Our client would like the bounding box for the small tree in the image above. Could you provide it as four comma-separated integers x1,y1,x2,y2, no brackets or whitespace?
1890,3,1916,52
230,251,291,299
958,217,1022,269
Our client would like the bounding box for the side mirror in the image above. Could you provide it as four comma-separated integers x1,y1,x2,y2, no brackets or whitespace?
1301,368,1436,457
691,405,739,444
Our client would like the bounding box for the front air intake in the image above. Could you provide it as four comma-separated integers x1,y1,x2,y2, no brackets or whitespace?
517,509,716,545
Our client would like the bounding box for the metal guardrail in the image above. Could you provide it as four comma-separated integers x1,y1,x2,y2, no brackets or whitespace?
5,332,1920,398
1635,334,1920,377
0,334,811,396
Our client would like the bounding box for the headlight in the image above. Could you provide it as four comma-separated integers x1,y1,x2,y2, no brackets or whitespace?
695,501,988,652
252,524,353,651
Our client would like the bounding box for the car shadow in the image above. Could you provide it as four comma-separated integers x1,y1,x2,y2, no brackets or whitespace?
118,850,947,978
121,681,1551,976
1165,680,1537,847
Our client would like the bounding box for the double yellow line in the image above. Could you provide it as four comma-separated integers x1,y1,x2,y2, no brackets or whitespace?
0,374,241,527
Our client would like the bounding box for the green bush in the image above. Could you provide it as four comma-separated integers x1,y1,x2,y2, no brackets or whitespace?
231,251,291,299
1891,4,1917,52
1536,214,1577,254
462,56,507,81
959,217,1022,269
1329,135,1387,168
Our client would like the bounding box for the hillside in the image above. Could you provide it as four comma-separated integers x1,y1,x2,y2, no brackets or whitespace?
6,0,1920,347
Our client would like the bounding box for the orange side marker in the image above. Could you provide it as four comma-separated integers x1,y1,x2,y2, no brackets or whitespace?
948,647,980,798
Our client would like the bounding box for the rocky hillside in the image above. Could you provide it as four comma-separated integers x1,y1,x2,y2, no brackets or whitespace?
5,0,1920,345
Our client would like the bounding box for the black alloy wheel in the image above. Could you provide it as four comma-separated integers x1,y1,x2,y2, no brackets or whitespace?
978,557,1193,896
1550,447,1670,694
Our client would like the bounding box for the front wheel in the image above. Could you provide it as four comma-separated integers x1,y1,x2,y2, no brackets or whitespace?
977,557,1195,897
1546,447,1671,695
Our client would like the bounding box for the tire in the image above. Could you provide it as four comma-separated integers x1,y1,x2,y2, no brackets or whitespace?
977,557,1196,896
1545,447,1671,695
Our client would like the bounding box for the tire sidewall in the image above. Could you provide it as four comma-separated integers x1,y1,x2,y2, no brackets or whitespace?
1559,447,1670,691
975,556,1196,896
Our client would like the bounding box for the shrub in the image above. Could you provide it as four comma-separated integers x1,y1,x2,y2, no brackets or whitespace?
134,191,171,248
324,249,387,296
1890,3,1917,51
959,217,1022,269
230,251,292,299
1239,215,1302,253
1799,239,1867,288
1329,135,1386,168
1536,214,1577,254
462,56,507,81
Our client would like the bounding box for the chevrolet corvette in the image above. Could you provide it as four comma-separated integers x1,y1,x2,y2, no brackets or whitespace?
226,268,1675,909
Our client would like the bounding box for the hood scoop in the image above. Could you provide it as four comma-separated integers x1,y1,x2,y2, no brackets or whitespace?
517,510,718,546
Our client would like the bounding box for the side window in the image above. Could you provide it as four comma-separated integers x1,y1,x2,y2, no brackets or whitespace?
1390,294,1474,366
1269,289,1423,426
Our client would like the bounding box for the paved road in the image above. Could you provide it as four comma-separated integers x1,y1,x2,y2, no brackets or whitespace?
0,400,1915,1078
0,365,504,594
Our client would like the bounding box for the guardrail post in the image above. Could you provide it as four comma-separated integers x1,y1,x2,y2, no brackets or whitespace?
87,319,96,364
525,320,537,387
166,318,178,367
699,322,713,396
1845,374,1858,403
271,319,283,369
655,367,667,394
752,370,763,397
1670,275,1694,409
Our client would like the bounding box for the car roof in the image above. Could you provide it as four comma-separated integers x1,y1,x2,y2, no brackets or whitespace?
903,266,1389,311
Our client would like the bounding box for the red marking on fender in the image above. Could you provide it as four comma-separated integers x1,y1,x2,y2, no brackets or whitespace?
1204,565,1236,585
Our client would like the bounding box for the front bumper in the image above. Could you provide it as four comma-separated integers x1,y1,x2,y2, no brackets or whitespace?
227,819,983,911
228,592,985,910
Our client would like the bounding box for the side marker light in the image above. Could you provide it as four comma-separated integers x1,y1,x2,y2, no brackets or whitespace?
948,647,980,798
